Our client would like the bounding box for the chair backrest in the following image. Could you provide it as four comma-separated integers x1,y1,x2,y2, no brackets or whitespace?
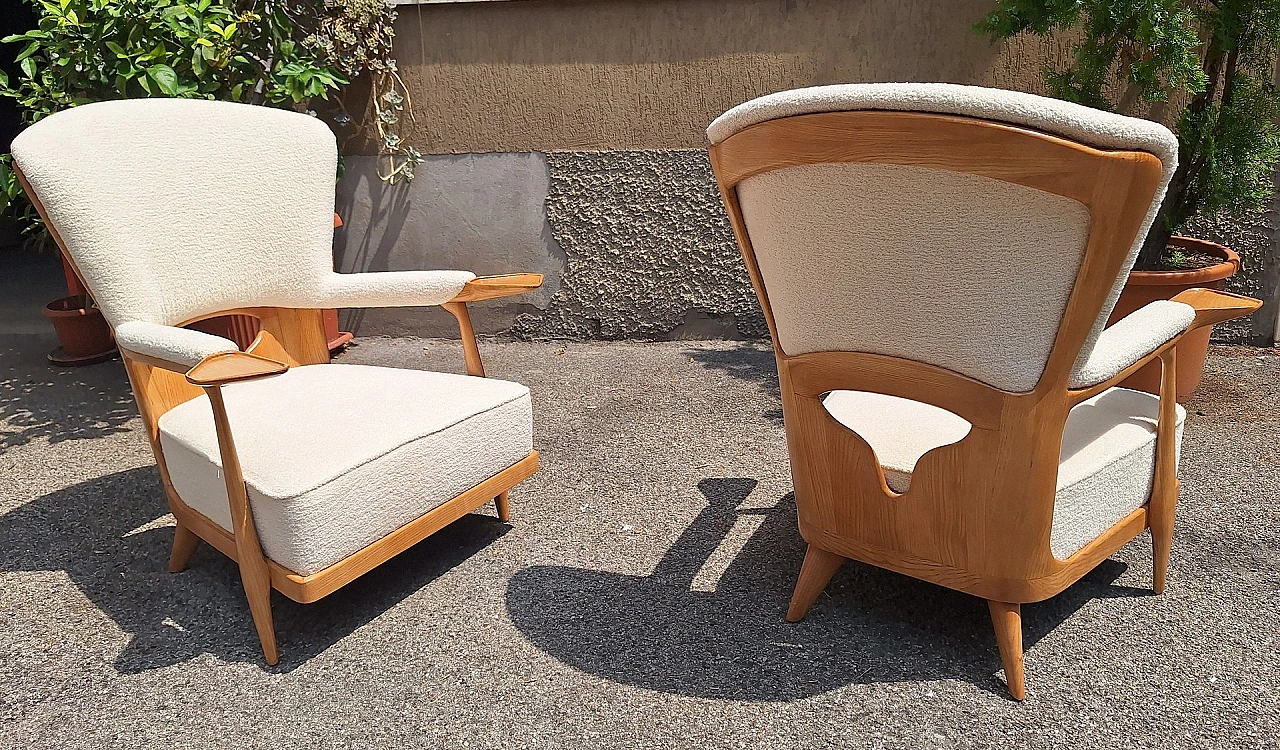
10,99,338,329
707,84,1174,591
707,83,1177,393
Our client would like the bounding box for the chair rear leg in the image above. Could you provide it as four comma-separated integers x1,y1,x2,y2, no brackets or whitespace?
786,545,845,622
168,522,201,573
495,491,511,521
988,600,1026,700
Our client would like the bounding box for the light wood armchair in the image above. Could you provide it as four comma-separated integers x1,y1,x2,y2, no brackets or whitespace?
11,99,543,664
706,84,1262,699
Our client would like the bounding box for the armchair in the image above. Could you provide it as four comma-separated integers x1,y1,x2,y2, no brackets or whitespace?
706,83,1261,699
11,99,542,664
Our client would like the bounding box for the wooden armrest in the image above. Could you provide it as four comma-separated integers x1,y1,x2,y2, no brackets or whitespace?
1171,288,1263,329
185,351,289,386
447,273,544,303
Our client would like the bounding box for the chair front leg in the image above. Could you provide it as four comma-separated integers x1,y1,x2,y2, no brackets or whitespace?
1149,347,1180,594
204,385,279,665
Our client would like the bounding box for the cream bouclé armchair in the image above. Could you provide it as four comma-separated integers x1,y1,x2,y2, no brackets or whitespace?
12,99,543,664
706,83,1262,699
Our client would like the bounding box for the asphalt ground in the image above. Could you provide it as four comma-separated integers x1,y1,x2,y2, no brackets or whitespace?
1,331,1277,748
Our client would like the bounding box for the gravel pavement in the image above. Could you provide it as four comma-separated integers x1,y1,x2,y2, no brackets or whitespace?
1,331,1277,748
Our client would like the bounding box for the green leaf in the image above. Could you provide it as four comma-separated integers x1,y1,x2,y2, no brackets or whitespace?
104,41,127,58
14,41,40,62
19,57,36,79
145,64,179,96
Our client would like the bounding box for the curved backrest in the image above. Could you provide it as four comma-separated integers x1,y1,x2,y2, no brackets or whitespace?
11,99,338,328
708,83,1177,393
708,85,1173,589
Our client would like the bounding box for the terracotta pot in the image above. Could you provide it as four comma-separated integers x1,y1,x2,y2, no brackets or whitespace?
1108,236,1240,402
42,295,115,359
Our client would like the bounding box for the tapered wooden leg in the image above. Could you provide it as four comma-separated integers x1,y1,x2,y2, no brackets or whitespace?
1150,348,1180,595
1150,485,1177,594
237,556,278,666
494,491,511,521
168,522,201,573
988,600,1025,701
786,545,845,622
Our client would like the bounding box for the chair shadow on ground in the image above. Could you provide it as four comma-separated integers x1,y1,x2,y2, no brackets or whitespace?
0,464,509,673
507,477,1150,701
685,344,784,423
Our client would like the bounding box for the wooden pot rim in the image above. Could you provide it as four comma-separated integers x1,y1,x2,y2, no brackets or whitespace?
1127,236,1240,286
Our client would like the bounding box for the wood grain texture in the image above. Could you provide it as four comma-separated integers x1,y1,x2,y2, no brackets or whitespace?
708,108,1261,697
185,351,288,386
204,385,278,665
448,273,544,303
988,601,1026,701
1149,348,1180,594
442,301,486,377
168,523,201,574
785,545,845,622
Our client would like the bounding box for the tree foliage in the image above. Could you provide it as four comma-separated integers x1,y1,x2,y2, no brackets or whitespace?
978,0,1280,269
0,0,420,249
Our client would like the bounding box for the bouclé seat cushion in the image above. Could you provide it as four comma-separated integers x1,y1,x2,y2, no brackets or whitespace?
158,364,533,575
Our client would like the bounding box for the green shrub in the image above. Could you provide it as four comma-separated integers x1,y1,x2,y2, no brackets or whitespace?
0,0,419,249
978,0,1280,270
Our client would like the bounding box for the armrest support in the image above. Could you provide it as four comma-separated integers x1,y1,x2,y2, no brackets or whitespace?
441,274,544,377
115,320,238,368
1170,288,1263,329
1069,300,1196,389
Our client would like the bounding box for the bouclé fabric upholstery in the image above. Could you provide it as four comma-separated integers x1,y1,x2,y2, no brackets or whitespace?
10,99,474,334
158,365,533,575
707,82,1180,391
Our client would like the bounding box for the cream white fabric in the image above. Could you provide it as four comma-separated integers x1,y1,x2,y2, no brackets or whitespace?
1070,300,1195,388
158,364,533,576
708,83,1179,390
738,162,1092,391
822,387,1185,559
114,321,238,367
9,99,474,331
317,270,477,309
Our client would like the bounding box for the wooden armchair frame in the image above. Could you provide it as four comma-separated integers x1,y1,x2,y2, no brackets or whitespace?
708,111,1261,699
16,163,543,665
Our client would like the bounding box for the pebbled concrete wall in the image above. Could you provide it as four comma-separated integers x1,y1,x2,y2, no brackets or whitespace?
513,151,762,340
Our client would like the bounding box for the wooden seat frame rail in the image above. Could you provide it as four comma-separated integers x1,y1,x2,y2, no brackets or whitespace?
707,110,1261,699
16,161,543,666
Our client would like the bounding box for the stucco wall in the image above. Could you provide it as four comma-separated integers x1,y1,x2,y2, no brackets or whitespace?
331,0,1278,344
383,0,1060,154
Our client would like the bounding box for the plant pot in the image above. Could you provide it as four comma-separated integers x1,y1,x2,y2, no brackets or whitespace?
42,294,116,365
1108,236,1240,402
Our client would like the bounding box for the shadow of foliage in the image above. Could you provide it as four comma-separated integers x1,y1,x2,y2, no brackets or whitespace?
0,337,135,448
